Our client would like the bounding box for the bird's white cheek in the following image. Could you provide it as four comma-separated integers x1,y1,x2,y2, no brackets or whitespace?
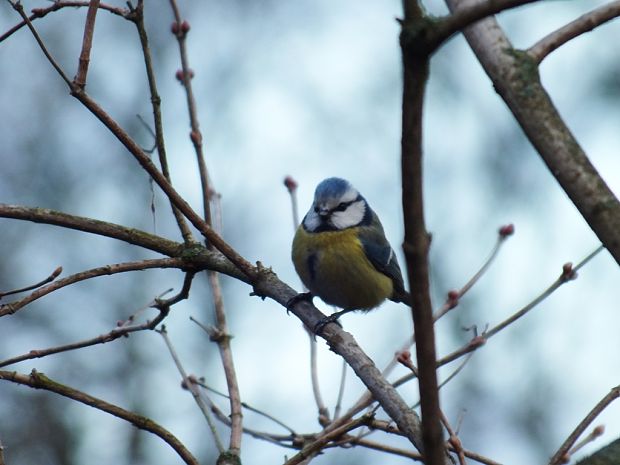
331,201,365,229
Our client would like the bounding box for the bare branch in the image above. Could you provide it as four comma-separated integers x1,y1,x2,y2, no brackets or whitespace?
0,266,62,298
159,327,225,453
549,386,620,465
400,5,446,463
445,0,620,267
130,0,194,242
73,0,100,88
434,0,541,47
284,415,373,465
5,4,256,278
169,0,212,226
6,0,72,86
434,224,514,321
0,369,199,465
0,296,173,368
437,245,603,367
194,378,297,435
0,204,248,282
0,1,127,43
207,270,244,454
528,1,620,64
0,258,186,318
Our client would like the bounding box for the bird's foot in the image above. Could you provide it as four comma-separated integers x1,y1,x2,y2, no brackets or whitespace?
313,313,343,336
286,292,314,314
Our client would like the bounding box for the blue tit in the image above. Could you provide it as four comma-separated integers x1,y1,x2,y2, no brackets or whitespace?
291,177,410,328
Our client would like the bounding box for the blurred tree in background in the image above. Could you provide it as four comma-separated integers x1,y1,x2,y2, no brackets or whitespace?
1,1,619,465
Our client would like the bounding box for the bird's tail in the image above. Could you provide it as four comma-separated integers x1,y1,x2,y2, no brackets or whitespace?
391,289,412,307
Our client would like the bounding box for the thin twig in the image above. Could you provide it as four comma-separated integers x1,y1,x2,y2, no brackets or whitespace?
7,3,256,279
0,258,187,318
283,415,373,465
0,204,248,283
0,266,62,298
193,378,297,435
168,0,212,227
432,0,541,48
71,90,256,278
0,1,127,43
130,0,193,243
334,359,347,420
202,184,243,455
7,0,73,86
204,388,299,448
309,333,329,422
434,224,514,321
397,351,465,464
285,176,330,421
528,1,620,64
548,386,620,465
207,269,244,454
387,246,604,406
0,369,199,465
438,245,604,367
158,326,225,453
0,309,163,368
0,279,192,368
567,425,605,456
73,0,100,88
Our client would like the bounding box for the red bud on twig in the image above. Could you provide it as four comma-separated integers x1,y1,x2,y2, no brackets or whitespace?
284,176,298,193
499,223,515,238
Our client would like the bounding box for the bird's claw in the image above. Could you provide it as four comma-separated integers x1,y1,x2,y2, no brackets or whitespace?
313,314,343,336
286,292,314,315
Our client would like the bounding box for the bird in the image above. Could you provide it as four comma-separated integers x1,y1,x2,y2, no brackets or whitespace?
291,177,410,332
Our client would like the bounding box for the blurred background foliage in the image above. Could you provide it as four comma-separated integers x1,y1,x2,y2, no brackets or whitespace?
0,1,619,464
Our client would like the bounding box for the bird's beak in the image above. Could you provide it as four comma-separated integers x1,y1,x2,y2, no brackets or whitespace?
317,204,330,218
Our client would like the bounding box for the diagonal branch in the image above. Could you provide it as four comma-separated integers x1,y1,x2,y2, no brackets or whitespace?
445,0,620,267
0,369,199,465
130,0,194,243
549,385,620,465
6,4,256,280
0,204,247,282
528,0,620,64
0,1,127,43
433,0,542,48
0,258,187,317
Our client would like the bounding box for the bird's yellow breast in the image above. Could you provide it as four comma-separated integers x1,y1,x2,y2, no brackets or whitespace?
292,226,393,310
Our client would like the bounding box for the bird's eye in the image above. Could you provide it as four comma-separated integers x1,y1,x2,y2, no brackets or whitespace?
334,202,348,212
313,206,320,213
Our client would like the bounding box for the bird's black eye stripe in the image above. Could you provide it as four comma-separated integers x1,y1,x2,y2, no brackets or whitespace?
334,202,350,212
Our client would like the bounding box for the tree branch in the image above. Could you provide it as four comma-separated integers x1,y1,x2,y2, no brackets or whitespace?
0,258,186,317
400,4,447,464
0,1,127,44
434,0,542,48
549,386,620,465
0,204,247,282
444,0,620,267
0,369,199,465
73,0,100,88
130,0,194,243
528,1,620,64
168,0,213,227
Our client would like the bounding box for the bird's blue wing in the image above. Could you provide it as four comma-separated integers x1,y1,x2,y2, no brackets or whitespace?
359,233,406,296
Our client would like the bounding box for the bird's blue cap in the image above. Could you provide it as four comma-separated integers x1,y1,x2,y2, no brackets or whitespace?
314,177,353,201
